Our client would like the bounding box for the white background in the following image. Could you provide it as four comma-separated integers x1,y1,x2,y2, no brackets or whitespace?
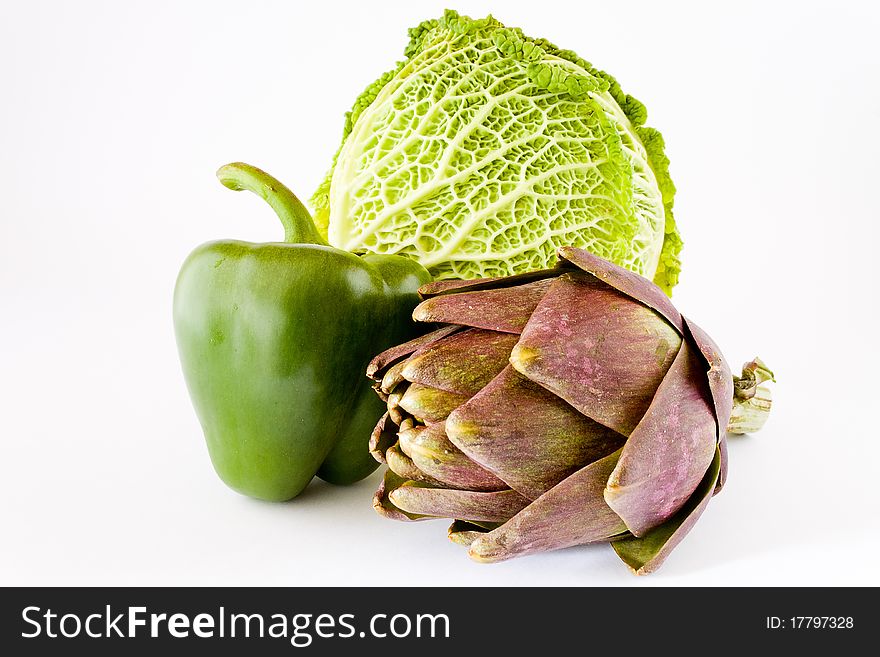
2,0,878,586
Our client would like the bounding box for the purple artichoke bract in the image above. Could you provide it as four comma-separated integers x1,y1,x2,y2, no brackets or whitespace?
367,247,773,574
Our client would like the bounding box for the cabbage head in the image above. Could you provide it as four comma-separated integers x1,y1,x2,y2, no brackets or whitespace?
312,10,682,293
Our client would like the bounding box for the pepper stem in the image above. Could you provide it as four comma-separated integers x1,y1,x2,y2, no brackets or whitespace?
727,358,775,434
216,162,328,245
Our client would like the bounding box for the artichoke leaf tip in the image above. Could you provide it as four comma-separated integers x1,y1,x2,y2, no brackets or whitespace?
508,343,540,374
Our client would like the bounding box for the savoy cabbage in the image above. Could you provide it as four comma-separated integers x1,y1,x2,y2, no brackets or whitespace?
312,10,681,293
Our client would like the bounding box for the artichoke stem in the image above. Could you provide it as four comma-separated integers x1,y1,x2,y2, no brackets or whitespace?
727,358,774,434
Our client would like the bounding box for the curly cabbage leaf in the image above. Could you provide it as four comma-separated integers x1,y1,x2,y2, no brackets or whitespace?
312,10,682,293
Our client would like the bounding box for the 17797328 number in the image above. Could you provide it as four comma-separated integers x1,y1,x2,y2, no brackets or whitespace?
766,617,854,629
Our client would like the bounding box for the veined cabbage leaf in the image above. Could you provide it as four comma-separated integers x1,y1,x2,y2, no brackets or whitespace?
312,10,682,293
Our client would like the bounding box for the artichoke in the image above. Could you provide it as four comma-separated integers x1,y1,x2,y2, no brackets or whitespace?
367,246,773,574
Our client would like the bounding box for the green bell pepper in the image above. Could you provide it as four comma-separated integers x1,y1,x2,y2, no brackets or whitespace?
173,162,431,501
